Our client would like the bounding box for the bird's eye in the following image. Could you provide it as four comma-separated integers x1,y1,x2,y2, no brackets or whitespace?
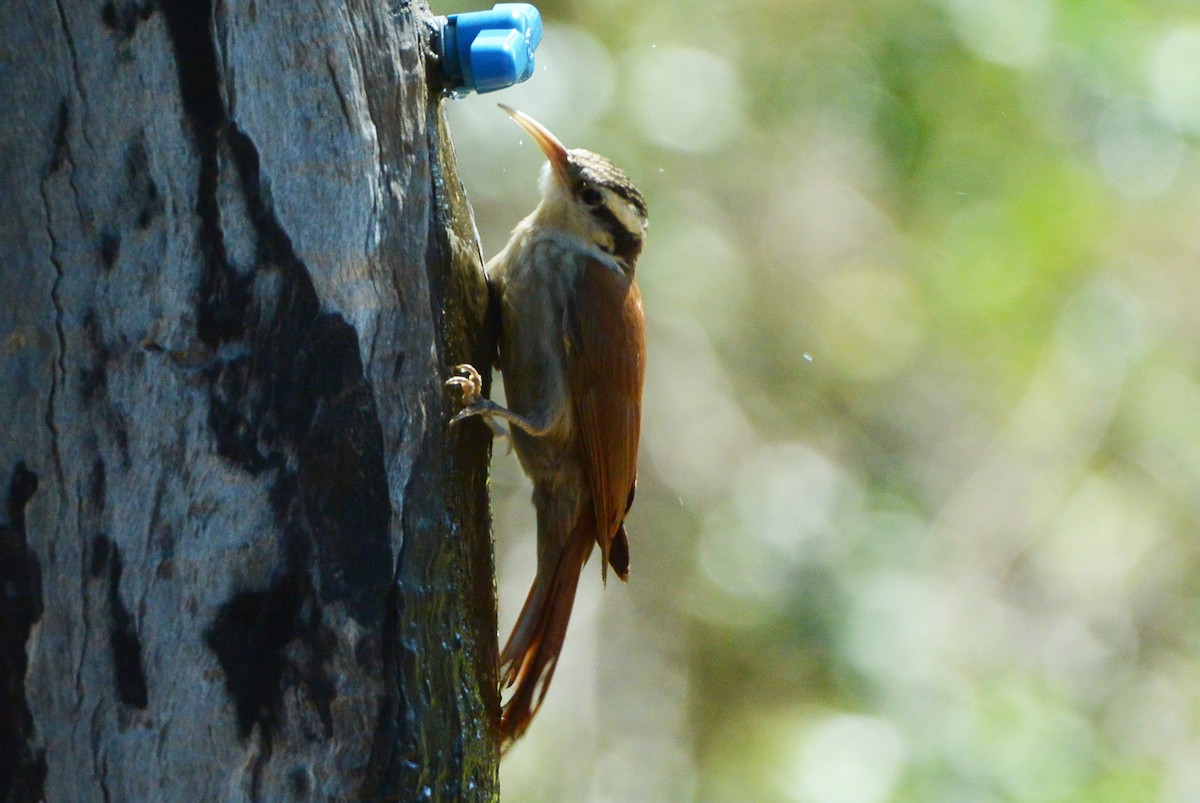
580,187,603,207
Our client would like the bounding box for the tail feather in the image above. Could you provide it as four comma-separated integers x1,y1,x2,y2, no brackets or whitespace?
498,522,593,747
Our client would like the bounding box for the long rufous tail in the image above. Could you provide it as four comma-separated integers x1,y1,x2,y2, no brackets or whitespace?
498,521,594,747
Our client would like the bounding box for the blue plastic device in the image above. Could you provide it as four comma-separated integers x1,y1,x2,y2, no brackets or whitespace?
439,4,542,96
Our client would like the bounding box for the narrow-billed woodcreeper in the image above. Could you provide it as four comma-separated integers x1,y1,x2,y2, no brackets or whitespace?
447,105,647,747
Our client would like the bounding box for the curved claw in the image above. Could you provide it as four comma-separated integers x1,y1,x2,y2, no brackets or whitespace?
452,363,482,385
445,364,515,443
447,363,488,427
446,363,484,407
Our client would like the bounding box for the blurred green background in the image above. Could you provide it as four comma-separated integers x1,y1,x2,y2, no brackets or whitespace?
437,0,1200,799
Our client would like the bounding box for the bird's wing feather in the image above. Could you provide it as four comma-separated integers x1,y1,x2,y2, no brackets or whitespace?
564,259,645,581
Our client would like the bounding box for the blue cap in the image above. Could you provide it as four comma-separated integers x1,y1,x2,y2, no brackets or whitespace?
439,4,543,95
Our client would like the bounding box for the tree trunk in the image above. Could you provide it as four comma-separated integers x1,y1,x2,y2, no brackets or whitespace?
0,0,498,799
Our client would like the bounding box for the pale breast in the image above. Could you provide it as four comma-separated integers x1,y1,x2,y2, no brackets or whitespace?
493,234,590,445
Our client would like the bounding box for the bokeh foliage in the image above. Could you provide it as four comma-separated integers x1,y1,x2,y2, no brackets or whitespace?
439,0,1200,799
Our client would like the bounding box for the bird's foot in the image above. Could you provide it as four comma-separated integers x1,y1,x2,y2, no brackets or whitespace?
447,364,549,444
447,363,483,407
446,363,488,425
446,364,510,442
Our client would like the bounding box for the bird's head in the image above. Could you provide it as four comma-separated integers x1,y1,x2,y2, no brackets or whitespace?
500,105,648,271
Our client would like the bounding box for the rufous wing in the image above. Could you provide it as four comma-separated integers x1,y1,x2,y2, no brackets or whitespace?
565,259,646,581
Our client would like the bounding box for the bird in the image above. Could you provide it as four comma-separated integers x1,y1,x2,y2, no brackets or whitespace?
446,104,647,747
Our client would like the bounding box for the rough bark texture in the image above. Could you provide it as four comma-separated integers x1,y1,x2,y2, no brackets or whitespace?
0,0,498,799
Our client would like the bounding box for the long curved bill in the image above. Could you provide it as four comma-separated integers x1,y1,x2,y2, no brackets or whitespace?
499,104,570,186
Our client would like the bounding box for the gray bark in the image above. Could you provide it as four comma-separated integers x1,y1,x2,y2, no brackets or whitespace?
0,0,498,799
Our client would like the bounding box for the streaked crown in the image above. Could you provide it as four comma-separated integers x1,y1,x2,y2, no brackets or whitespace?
563,149,648,268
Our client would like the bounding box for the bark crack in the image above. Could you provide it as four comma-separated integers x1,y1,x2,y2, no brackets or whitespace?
73,543,92,718
325,52,355,131
39,157,68,502
344,18,383,262
42,123,92,722
90,703,109,803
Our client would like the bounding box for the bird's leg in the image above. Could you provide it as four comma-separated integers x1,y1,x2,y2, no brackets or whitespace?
445,364,510,439
446,364,557,437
